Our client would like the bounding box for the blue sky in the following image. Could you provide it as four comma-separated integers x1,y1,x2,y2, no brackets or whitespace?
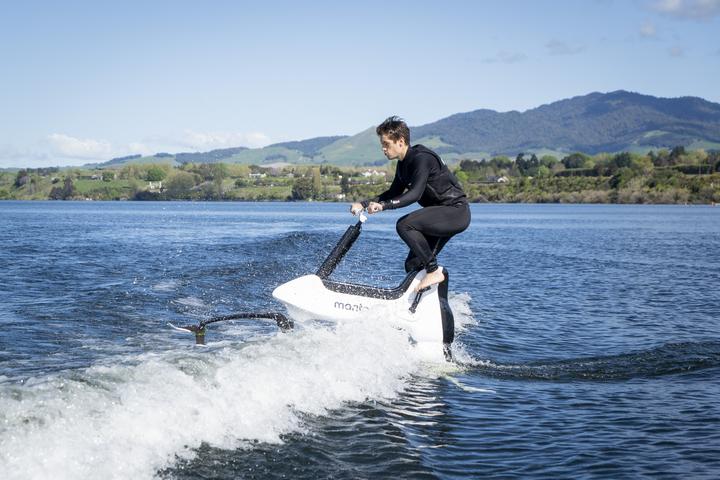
1,0,718,167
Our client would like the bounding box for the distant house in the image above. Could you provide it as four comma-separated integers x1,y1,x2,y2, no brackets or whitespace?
249,173,267,179
147,181,163,191
361,170,386,177
486,175,510,183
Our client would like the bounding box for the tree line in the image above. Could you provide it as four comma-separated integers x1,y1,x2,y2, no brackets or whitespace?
1,147,719,204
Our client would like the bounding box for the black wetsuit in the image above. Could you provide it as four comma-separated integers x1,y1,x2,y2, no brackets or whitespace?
362,144,471,274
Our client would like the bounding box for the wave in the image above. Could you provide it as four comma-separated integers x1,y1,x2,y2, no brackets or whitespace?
0,293,478,480
468,341,720,381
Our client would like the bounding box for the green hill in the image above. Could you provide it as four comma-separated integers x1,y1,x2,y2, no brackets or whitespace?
413,90,720,156
90,90,720,168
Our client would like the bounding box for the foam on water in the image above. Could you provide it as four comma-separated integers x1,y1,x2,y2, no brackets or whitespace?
152,280,179,292
448,292,476,333
0,295,476,480
173,296,206,308
444,293,479,365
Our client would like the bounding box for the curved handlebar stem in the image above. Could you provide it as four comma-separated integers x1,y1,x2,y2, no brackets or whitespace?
169,312,293,345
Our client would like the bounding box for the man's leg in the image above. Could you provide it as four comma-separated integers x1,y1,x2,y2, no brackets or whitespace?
396,204,470,289
404,235,447,273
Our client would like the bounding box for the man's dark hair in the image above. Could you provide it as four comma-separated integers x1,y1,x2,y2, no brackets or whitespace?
376,116,410,145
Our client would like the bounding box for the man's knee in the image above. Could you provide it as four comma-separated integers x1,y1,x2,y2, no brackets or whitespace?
396,215,412,236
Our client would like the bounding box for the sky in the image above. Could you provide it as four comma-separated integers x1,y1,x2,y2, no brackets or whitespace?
1,0,718,167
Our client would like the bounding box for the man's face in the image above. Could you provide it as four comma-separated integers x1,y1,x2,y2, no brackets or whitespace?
379,134,406,160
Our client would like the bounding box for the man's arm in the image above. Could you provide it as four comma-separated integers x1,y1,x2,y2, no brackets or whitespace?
376,154,431,210
360,169,404,209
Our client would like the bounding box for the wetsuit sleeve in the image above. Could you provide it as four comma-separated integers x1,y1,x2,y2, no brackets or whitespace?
377,154,432,210
360,165,404,208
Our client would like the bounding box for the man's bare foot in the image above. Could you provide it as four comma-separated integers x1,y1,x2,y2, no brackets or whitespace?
415,268,445,292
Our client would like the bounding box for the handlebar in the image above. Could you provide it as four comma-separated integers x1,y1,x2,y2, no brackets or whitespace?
351,206,367,223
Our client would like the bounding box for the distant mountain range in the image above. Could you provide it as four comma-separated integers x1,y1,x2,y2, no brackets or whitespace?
96,90,720,168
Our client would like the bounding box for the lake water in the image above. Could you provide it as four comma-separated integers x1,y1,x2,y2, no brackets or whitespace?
1,201,719,479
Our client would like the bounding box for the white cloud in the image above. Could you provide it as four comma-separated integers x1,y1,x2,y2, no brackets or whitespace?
0,141,85,168
669,45,686,56
47,130,272,162
47,133,113,160
546,40,586,56
0,130,274,168
176,130,271,150
110,131,272,158
640,21,658,37
481,50,528,64
0,145,49,167
140,130,272,153
651,0,720,20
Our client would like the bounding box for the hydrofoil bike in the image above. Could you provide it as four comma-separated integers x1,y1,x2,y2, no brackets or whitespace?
171,211,456,362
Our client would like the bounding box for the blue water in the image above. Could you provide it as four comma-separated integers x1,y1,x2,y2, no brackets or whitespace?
1,201,719,479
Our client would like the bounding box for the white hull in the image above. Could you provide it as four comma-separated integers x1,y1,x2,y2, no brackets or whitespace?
272,269,446,360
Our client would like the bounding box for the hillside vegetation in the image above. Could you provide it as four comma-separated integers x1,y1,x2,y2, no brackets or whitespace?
82,91,720,170
413,91,720,156
3,147,719,205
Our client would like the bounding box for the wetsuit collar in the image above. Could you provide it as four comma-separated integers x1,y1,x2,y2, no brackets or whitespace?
401,144,417,163
395,142,410,161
